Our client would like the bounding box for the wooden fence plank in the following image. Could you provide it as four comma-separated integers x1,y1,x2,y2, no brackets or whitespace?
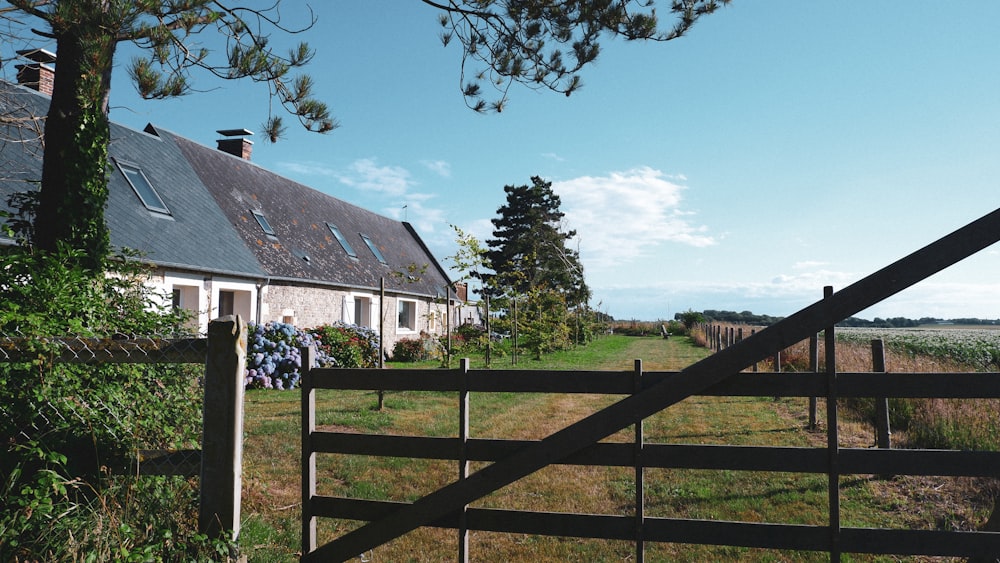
302,346,318,555
309,368,1000,398
840,528,1000,557
824,287,841,562
311,432,1000,477
315,496,1000,557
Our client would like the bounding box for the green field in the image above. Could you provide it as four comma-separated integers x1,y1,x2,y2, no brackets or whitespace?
239,334,995,562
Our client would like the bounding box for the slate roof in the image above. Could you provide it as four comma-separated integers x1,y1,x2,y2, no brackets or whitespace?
2,81,454,300
0,81,265,277
167,130,453,298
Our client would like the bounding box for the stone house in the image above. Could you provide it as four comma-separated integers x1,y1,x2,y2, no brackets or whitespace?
0,60,458,352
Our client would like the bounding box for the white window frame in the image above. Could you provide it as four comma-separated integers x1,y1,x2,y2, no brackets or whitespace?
211,278,257,324
397,298,418,332
160,271,208,333
343,293,374,328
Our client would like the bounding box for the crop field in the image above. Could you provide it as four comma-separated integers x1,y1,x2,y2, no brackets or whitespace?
837,326,1000,372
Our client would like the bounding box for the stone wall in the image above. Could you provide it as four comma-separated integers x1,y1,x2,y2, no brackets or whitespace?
262,282,453,353
263,283,344,328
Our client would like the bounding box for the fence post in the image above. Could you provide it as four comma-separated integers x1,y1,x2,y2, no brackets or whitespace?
200,315,247,544
823,287,841,563
633,359,645,563
871,340,891,449
301,346,318,556
458,358,470,563
809,335,819,430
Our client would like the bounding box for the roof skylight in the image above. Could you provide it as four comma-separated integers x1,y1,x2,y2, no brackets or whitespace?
360,233,387,264
252,209,276,236
115,160,169,215
326,223,357,258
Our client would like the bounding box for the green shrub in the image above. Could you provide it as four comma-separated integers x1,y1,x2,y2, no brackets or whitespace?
453,323,488,351
392,333,444,362
392,338,426,362
309,323,380,368
0,245,230,560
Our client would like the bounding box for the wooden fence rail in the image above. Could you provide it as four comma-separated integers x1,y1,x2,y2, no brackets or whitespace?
301,353,1000,561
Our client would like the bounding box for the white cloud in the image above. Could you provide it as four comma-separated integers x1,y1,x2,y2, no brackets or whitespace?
339,158,413,196
552,167,716,271
276,160,337,178
279,157,450,243
385,199,446,234
421,159,452,178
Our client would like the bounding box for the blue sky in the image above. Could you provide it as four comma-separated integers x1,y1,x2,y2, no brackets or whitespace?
10,2,1000,321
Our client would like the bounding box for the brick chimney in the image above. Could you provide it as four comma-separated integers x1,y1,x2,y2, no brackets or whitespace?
15,49,56,96
454,282,469,302
216,128,254,160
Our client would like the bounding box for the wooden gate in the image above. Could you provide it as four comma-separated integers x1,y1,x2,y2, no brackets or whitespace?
301,208,1000,561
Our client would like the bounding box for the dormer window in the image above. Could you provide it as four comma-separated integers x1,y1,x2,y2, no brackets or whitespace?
115,159,170,215
326,223,357,258
360,233,387,264
252,209,276,237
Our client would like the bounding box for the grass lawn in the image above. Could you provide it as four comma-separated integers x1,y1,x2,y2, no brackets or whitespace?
239,335,992,562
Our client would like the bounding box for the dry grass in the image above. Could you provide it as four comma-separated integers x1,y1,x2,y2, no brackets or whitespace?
240,334,1000,562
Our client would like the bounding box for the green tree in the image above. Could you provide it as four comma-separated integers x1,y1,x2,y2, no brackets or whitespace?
517,287,572,359
2,0,335,271
486,176,589,306
447,223,494,300
676,309,706,330
429,0,730,112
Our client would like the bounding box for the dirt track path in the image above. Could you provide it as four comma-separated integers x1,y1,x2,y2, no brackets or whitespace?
591,334,712,371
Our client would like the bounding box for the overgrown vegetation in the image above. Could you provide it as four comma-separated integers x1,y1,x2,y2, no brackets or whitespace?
0,245,231,561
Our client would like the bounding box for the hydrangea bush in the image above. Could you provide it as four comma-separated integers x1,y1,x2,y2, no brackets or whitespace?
245,321,381,390
245,322,326,390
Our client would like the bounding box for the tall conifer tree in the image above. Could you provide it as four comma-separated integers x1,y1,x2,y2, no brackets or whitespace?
486,176,589,306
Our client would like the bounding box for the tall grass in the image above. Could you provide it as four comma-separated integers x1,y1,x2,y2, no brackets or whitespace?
767,329,1000,451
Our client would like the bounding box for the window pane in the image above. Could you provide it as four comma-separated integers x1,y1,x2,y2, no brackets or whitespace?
361,234,387,264
327,223,357,257
398,300,415,330
116,161,169,214
252,210,276,236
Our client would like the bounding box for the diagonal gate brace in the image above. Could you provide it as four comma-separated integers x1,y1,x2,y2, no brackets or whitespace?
305,207,1000,562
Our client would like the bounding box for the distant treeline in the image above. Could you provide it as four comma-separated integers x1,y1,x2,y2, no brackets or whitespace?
685,309,1000,328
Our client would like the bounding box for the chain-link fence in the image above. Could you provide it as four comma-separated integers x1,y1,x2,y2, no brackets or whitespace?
0,331,209,477
1,319,247,558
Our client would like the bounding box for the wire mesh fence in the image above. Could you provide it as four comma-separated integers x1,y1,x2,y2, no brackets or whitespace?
0,331,209,477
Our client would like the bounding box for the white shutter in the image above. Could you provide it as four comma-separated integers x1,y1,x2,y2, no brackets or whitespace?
343,295,355,324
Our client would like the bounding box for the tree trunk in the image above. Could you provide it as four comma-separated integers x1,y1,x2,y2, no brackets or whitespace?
35,22,117,271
